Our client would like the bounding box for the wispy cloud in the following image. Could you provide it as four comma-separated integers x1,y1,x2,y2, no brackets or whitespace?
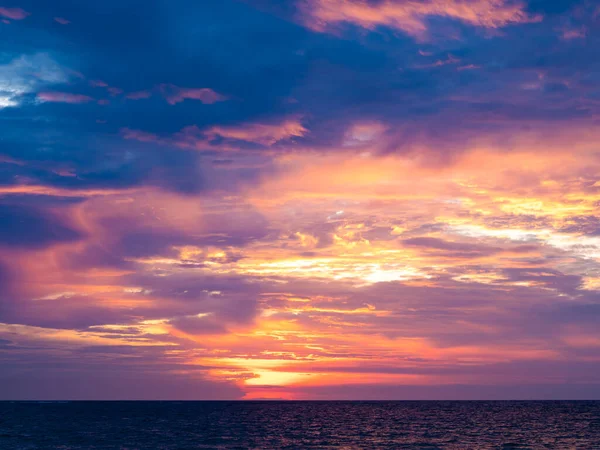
300,0,541,39
121,117,308,149
121,127,161,143
37,91,94,104
0,6,29,20
205,117,308,146
560,26,586,40
126,90,152,100
159,84,227,105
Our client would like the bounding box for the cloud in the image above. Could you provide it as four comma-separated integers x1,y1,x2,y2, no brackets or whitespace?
279,382,600,401
0,294,133,330
159,84,227,105
89,80,108,87
0,7,29,20
37,92,94,104
402,236,503,258
0,365,244,400
205,117,308,146
0,53,70,109
121,127,161,143
2,0,600,400
300,0,542,39
0,203,83,249
121,117,308,150
560,26,586,40
89,80,123,97
343,121,388,147
169,315,228,335
126,90,152,100
54,17,70,25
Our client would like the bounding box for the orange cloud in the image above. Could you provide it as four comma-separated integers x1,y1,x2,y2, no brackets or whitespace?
5,126,600,399
300,0,541,39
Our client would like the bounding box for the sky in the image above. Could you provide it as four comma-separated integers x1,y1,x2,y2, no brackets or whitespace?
1,0,600,400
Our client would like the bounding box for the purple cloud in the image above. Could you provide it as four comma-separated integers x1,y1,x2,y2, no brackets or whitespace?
37,91,94,104
0,7,29,20
159,84,227,105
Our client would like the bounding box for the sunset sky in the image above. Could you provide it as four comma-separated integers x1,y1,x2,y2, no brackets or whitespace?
1,0,600,400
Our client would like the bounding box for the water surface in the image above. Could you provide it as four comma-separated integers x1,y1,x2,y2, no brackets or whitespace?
1,401,599,449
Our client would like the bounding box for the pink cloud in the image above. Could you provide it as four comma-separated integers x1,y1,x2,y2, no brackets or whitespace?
121,117,307,150
89,80,109,88
561,26,586,40
343,121,387,146
300,0,541,39
37,92,94,104
414,54,461,69
107,87,123,96
457,64,481,71
89,81,123,97
54,17,70,25
122,125,209,150
126,90,152,100
160,84,227,105
0,7,29,20
170,125,206,149
120,128,161,143
205,117,308,145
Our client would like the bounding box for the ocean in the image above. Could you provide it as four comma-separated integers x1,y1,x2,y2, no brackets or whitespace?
0,401,599,449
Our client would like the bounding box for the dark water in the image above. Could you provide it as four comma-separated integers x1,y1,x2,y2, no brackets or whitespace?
1,401,599,449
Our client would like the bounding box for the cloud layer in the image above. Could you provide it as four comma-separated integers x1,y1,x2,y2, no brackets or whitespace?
1,0,600,400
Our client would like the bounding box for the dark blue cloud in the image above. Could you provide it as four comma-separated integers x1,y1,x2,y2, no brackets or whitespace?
1,0,598,194
0,202,82,248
